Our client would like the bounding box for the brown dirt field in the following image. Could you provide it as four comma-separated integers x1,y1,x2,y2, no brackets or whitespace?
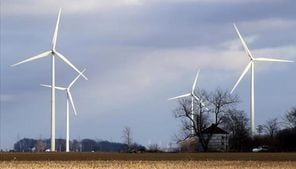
1,152,296,161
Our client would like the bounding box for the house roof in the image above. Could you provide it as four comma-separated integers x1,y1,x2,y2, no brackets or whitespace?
202,124,228,134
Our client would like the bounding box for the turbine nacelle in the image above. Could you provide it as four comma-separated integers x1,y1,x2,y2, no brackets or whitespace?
51,48,58,55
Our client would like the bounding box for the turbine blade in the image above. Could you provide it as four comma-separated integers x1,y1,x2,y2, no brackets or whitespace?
233,24,253,59
192,69,200,92
40,84,66,90
192,94,204,106
168,93,191,100
55,52,88,80
191,97,194,113
192,94,200,102
52,8,62,50
254,57,294,63
67,91,77,116
192,94,209,111
69,69,86,88
11,51,51,67
40,84,52,88
200,101,206,108
230,61,252,94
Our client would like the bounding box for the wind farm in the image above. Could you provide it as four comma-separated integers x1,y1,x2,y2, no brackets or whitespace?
1,1,296,169
10,8,87,152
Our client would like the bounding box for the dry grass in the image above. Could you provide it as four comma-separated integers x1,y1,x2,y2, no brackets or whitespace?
1,153,296,169
1,161,296,169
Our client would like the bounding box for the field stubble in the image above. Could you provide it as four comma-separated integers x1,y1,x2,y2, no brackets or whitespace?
1,153,296,169
1,160,296,169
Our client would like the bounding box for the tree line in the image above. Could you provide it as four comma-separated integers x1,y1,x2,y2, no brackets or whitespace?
13,138,145,152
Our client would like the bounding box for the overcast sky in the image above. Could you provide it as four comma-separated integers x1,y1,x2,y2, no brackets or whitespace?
1,0,295,149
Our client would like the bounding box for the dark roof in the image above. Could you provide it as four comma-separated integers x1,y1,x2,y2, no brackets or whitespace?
202,124,228,134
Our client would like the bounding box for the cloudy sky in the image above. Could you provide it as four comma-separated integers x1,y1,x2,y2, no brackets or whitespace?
1,0,295,149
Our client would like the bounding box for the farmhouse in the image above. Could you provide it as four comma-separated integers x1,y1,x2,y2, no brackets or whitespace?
179,125,229,152
202,124,229,151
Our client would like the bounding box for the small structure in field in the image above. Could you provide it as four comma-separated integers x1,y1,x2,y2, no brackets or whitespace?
179,125,229,152
202,124,229,151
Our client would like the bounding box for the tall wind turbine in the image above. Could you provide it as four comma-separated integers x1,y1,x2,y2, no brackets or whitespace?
11,8,87,151
230,24,294,137
41,69,86,152
168,70,207,135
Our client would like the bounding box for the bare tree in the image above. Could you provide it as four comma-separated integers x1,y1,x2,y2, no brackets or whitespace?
256,125,264,136
174,89,238,151
283,107,296,128
72,139,80,152
205,88,239,124
174,96,210,151
148,143,160,152
263,118,280,138
35,139,46,152
222,109,251,151
122,126,133,151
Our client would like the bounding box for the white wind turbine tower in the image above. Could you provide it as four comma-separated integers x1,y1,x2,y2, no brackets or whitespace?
168,70,207,135
230,24,294,137
41,69,86,152
11,8,87,151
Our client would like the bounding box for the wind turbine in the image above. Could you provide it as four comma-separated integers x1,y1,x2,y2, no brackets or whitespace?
230,24,294,137
168,70,207,135
41,69,86,152
11,8,87,151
